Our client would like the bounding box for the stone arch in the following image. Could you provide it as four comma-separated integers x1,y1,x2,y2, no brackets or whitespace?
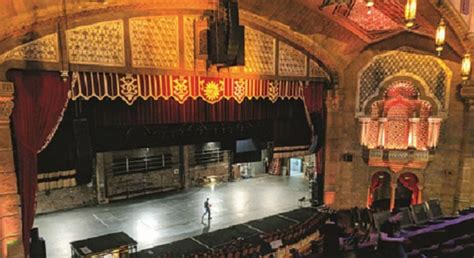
395,172,421,208
368,171,392,211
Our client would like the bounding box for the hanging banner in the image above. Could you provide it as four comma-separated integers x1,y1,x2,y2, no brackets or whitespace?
71,72,305,105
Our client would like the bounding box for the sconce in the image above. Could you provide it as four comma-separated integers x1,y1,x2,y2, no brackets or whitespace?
435,18,446,55
461,53,471,81
405,0,417,28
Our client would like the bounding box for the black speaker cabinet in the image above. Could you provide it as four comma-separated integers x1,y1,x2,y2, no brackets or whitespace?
73,119,93,184
30,238,46,258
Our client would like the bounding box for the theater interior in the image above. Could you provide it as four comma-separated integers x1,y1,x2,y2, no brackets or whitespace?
0,0,474,257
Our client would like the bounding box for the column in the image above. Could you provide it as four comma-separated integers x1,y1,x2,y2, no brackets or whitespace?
378,118,387,147
408,117,420,148
0,81,24,257
359,117,371,146
457,82,474,211
390,182,396,210
427,117,442,148
417,186,423,204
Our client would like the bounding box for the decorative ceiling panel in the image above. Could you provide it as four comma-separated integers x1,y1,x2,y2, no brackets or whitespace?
130,16,179,69
348,1,399,32
66,20,125,66
244,27,276,75
278,42,307,77
0,34,58,64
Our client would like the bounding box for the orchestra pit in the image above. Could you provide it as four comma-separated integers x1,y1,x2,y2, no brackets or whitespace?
0,0,474,257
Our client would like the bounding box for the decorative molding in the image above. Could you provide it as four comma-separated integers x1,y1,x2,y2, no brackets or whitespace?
367,149,430,173
356,50,452,117
244,27,276,75
278,42,307,76
184,16,197,70
309,59,329,79
0,82,14,122
66,20,125,66
239,10,339,74
130,16,179,69
71,72,306,105
0,34,58,64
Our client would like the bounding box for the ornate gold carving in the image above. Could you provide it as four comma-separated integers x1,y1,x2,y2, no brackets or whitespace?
268,81,280,103
0,82,14,122
309,59,329,79
119,74,139,103
184,16,197,70
357,50,452,117
203,81,222,102
233,79,246,103
0,34,58,64
0,82,14,97
278,42,307,77
244,27,275,75
172,77,190,103
130,16,179,69
66,20,125,66
240,10,339,73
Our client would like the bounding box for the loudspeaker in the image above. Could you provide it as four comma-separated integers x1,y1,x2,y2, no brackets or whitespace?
342,153,353,162
30,238,46,258
73,119,93,184
30,227,46,258
30,227,39,241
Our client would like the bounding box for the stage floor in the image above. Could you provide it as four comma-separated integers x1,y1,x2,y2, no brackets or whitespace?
34,174,309,258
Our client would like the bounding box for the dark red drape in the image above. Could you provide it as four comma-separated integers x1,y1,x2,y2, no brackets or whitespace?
398,173,419,205
304,82,325,175
9,70,69,256
368,172,387,207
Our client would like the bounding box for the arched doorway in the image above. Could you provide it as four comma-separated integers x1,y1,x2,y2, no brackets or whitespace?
368,171,391,211
395,172,420,208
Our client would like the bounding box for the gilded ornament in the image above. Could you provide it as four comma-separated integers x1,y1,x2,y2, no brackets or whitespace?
0,34,58,64
130,16,179,69
66,20,125,66
233,79,247,103
119,74,139,104
268,81,280,103
203,81,222,103
278,42,307,76
172,77,190,103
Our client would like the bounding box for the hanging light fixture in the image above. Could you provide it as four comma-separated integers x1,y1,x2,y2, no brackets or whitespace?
366,0,374,14
405,0,417,28
435,18,446,55
461,53,471,81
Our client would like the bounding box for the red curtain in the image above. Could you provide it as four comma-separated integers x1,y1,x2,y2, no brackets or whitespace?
9,70,69,256
398,173,419,205
368,172,387,206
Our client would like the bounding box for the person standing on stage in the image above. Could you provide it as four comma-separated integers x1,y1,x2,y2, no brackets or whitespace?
377,209,408,258
202,198,212,220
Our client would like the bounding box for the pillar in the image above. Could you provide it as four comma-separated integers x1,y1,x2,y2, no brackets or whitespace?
457,82,474,211
390,182,396,210
0,81,24,257
418,186,423,204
